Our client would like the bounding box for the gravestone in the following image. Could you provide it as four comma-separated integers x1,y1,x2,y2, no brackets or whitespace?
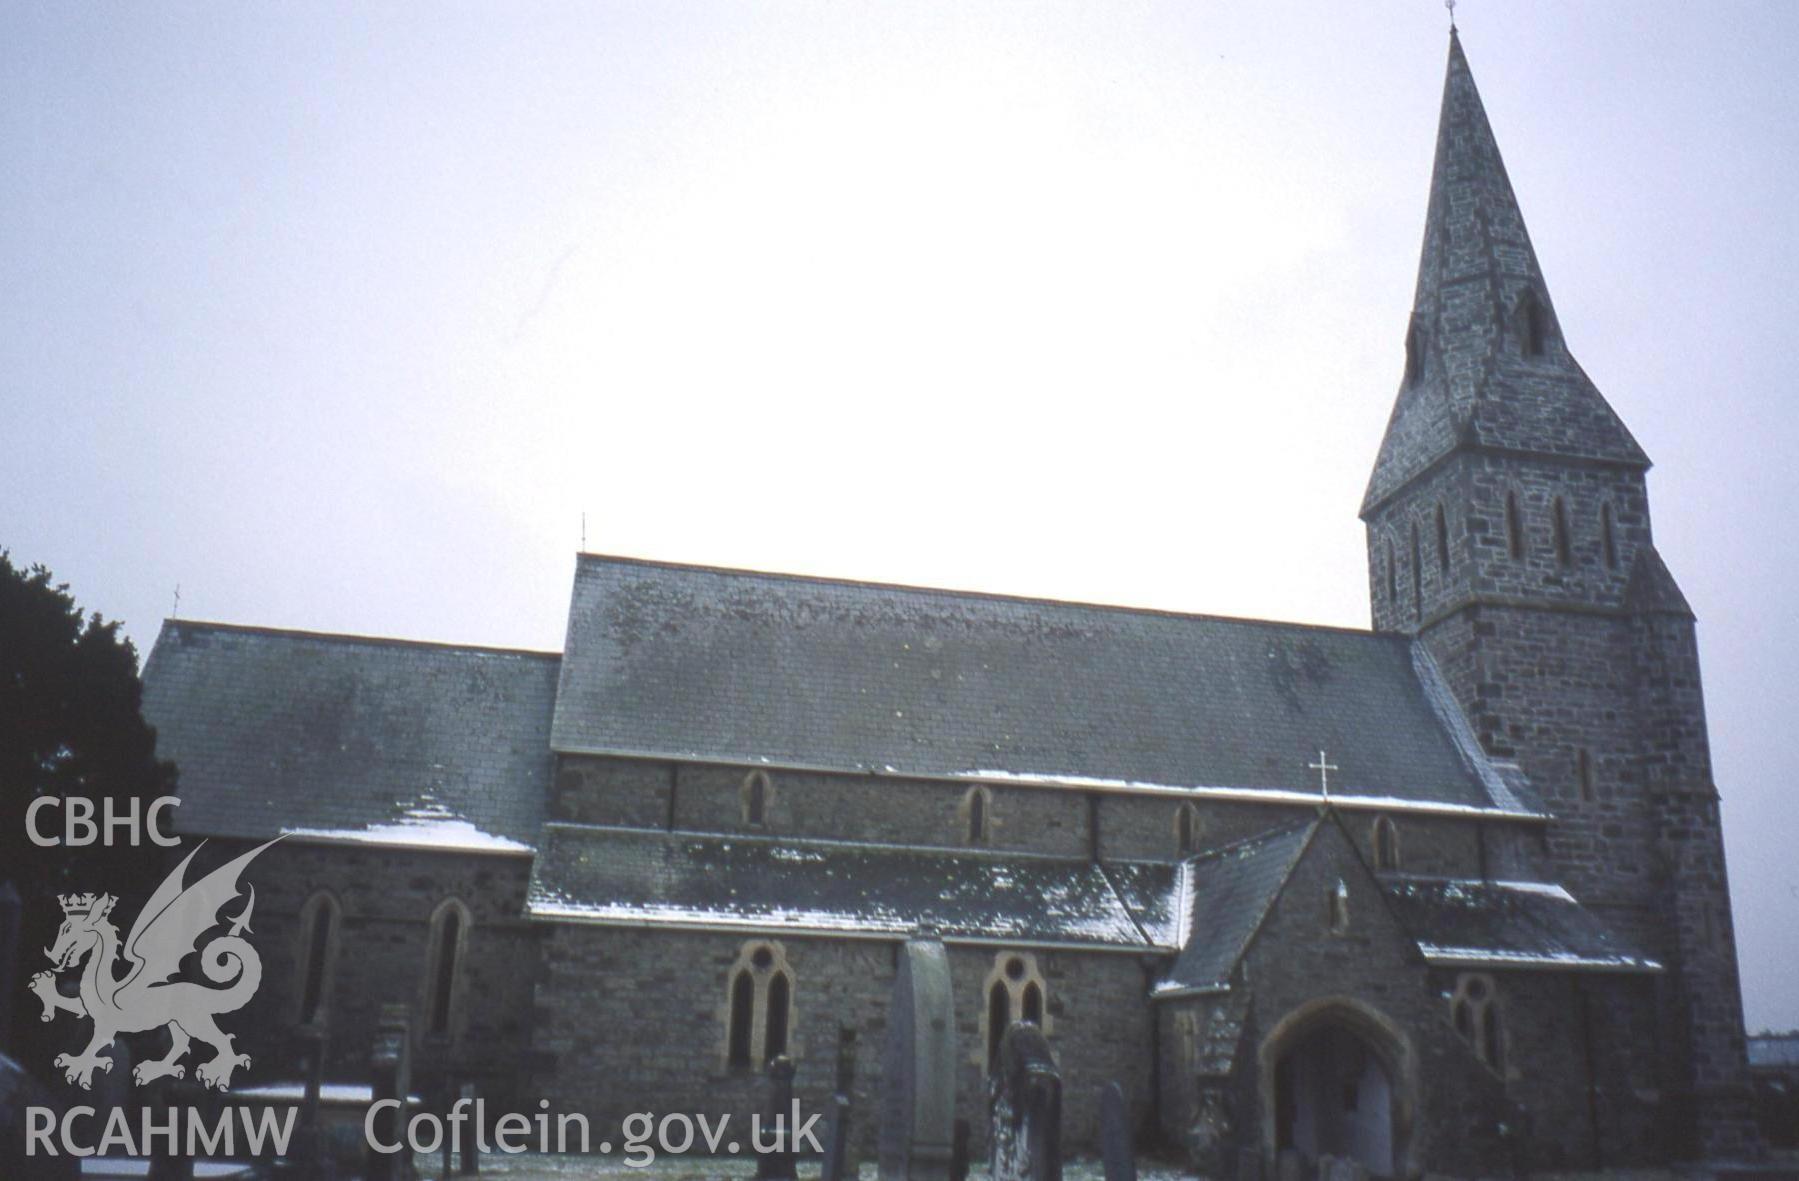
756,1055,799,1180
878,939,956,1181
823,1022,859,1181
0,882,19,1057
365,1004,412,1181
1186,1086,1233,1177
1099,1081,1136,1181
988,1022,1060,1181
820,1093,853,1181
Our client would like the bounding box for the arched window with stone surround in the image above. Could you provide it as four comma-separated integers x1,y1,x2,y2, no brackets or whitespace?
1552,496,1573,567
1372,816,1400,872
982,951,1049,1074
962,785,992,846
296,891,340,1027
424,898,471,1041
1451,973,1504,1071
1174,802,1201,856
742,770,771,828
724,941,794,1071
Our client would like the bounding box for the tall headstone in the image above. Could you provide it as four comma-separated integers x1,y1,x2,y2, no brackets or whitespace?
1099,1081,1136,1181
0,882,19,1057
365,1004,412,1181
988,1022,1060,1181
878,939,956,1181
757,1055,799,1181
820,1093,853,1181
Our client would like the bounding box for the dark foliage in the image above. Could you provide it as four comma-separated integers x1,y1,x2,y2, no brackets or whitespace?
0,552,177,1062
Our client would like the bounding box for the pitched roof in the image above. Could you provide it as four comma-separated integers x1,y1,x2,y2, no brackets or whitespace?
1362,32,1648,514
1382,876,1661,972
1156,821,1316,995
526,823,1175,949
552,555,1537,816
141,621,558,851
1624,545,1695,618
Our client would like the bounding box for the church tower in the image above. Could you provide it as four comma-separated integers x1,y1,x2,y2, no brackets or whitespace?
1361,32,1759,1157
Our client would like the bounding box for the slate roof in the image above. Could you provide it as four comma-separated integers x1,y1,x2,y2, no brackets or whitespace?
553,555,1537,817
526,823,1175,949
1362,32,1648,515
141,621,558,851
1156,822,1316,995
1382,877,1661,972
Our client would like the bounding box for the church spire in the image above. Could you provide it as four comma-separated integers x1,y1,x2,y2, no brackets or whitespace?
1361,31,1649,517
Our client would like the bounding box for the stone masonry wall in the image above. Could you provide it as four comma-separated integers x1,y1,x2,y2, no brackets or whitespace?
227,840,543,1103
530,925,1153,1160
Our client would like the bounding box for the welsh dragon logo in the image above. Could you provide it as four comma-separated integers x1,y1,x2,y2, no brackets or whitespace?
29,839,278,1091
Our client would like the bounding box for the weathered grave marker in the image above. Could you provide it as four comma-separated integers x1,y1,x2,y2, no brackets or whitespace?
988,1022,1060,1181
757,1054,799,1180
365,1004,412,1181
878,939,956,1181
1099,1081,1136,1181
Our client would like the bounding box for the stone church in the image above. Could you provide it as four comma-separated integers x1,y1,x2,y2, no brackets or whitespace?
139,31,1761,1176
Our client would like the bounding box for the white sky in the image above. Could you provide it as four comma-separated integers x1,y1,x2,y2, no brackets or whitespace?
3,2,1796,1030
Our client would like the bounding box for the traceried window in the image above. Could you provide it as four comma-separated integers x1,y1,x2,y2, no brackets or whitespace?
1174,802,1202,856
983,952,1048,1074
1372,816,1400,872
742,770,771,828
296,891,341,1027
725,941,794,1071
1451,973,1504,1071
424,898,471,1041
962,785,992,846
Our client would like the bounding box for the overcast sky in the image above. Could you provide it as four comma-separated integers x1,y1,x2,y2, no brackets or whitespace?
3,2,1795,1030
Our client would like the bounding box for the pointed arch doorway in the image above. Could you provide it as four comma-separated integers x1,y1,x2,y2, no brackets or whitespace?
1260,999,1414,1179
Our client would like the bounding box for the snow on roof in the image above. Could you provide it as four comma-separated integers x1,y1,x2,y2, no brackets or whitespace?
527,823,1178,950
1385,876,1660,973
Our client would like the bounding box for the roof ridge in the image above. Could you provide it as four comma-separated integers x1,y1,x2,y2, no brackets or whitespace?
158,618,562,660
574,551,1393,640
539,820,1119,866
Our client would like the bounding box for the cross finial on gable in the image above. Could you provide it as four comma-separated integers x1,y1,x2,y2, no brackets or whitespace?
1309,750,1339,800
